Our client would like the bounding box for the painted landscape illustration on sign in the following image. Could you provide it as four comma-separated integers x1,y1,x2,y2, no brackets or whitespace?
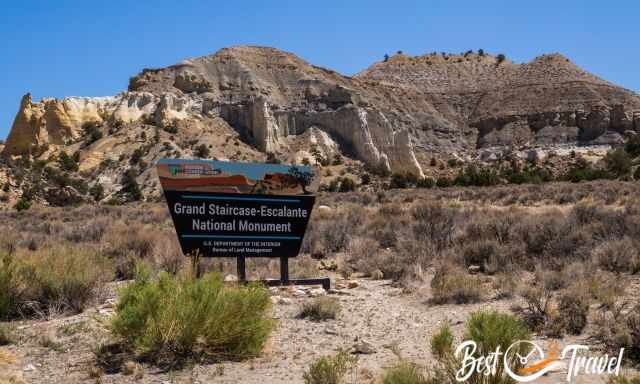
157,159,318,195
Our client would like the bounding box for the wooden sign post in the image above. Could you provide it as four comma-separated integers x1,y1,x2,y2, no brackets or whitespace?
157,159,329,289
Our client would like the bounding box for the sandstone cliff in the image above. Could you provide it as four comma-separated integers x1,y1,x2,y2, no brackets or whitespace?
2,46,640,203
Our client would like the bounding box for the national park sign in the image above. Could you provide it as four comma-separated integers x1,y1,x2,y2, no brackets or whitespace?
157,159,318,259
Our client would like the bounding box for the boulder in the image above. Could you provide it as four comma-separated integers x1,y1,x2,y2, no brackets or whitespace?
577,106,610,141
353,340,376,354
173,70,213,94
610,104,633,133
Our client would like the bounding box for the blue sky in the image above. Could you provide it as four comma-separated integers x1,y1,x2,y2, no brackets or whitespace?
1,0,638,138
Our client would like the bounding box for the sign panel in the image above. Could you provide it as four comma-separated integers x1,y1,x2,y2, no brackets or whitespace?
157,159,317,258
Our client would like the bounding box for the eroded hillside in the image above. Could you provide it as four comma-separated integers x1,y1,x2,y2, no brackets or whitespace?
1,46,639,206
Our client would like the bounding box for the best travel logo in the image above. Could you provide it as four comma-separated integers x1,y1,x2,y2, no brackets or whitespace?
454,340,624,382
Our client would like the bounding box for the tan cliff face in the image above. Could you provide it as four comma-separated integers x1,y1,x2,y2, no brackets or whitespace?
2,46,640,203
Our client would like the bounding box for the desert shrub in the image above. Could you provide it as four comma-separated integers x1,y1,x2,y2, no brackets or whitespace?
14,197,31,211
496,54,506,63
592,237,640,273
593,304,640,363
368,216,398,248
64,219,109,243
502,165,552,185
111,269,274,364
493,273,518,299
298,297,341,321
432,311,531,384
454,166,500,187
534,267,567,291
431,324,454,359
303,349,357,384
104,223,157,278
121,169,142,201
626,135,640,157
412,203,455,251
194,144,210,159
22,245,111,314
518,284,553,331
89,183,105,202
0,323,13,345
564,163,611,182
1,245,110,318
345,236,380,275
416,177,435,188
430,263,482,304
0,253,21,319
338,177,356,192
609,375,640,384
461,239,499,273
462,311,530,383
82,121,103,144
579,270,626,309
58,151,79,172
383,361,429,384
317,207,362,254
554,292,589,335
390,173,409,189
605,149,632,177
436,177,452,188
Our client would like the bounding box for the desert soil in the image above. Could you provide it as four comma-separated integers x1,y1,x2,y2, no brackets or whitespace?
1,276,637,384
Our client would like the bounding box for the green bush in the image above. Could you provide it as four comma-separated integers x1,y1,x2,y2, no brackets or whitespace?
604,149,632,177
383,361,429,384
416,177,435,188
82,122,103,144
298,297,341,321
90,183,105,202
121,169,142,201
609,375,640,384
390,173,409,189
625,135,640,157
338,177,356,192
454,166,500,187
502,165,552,184
436,177,452,188
431,324,454,358
563,163,611,182
58,151,79,172
14,197,31,211
303,349,357,384
464,311,530,383
432,311,531,384
111,270,274,363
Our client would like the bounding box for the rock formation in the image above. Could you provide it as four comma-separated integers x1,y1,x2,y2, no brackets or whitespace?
2,46,640,202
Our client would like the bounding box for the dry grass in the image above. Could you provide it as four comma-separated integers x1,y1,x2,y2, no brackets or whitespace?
0,180,638,365
298,297,341,321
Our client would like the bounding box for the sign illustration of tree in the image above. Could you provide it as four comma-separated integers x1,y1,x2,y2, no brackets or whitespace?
287,166,314,194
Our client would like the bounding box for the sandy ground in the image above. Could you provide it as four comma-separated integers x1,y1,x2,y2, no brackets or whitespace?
1,277,637,384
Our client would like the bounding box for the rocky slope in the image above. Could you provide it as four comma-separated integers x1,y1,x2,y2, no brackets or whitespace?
1,46,639,204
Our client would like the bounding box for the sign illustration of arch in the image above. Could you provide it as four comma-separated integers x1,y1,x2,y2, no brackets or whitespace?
157,158,329,289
